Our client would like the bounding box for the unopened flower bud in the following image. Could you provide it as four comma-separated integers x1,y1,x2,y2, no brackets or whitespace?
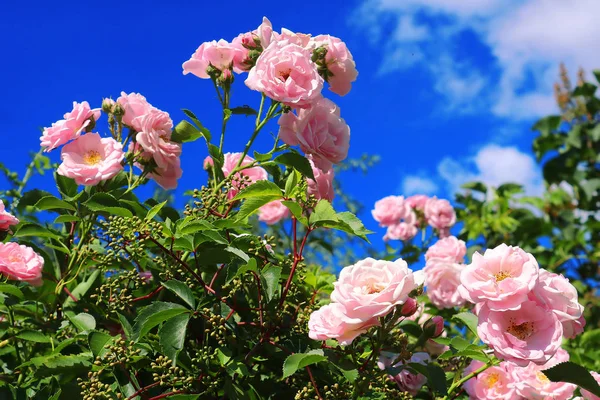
400,298,418,317
102,98,115,114
113,102,125,118
423,316,444,338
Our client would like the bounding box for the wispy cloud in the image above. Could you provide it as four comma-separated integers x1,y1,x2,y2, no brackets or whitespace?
401,175,439,195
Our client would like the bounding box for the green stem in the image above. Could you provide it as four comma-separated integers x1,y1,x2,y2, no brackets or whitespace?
442,359,497,399
219,87,230,153
13,148,44,208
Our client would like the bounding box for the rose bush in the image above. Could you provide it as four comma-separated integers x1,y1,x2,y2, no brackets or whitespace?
0,19,598,400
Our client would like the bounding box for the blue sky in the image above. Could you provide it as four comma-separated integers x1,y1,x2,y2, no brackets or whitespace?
2,0,598,245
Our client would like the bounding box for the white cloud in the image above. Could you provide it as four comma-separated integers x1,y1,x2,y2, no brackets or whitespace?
401,175,439,195
437,145,544,196
354,0,600,119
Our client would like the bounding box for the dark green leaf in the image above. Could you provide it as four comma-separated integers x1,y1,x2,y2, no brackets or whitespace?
461,181,487,193
34,196,77,212
544,362,600,397
532,115,562,136
54,215,80,224
453,312,478,337
55,174,78,198
146,200,167,221
161,280,196,309
133,302,189,341
171,120,207,143
233,180,283,200
64,270,101,307
274,153,315,180
84,193,133,217
0,284,24,300
88,331,113,358
261,265,282,302
573,82,597,97
282,200,308,226
236,196,282,221
14,223,62,240
16,330,51,343
282,349,327,378
426,363,448,395
159,313,190,364
229,106,258,116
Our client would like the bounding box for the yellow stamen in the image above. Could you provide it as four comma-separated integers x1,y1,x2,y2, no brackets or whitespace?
536,371,550,384
485,372,500,388
494,271,512,282
83,150,102,165
507,321,534,340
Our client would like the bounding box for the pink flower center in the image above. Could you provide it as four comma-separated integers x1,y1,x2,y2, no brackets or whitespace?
485,372,500,388
507,321,534,340
83,150,102,165
494,271,512,282
277,68,291,82
8,253,23,263
362,279,386,294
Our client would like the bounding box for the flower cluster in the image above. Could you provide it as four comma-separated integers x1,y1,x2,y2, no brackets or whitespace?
0,200,19,231
372,194,456,241
0,242,44,286
422,236,467,309
308,257,417,345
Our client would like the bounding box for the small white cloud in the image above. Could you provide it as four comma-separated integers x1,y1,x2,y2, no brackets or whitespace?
401,175,439,195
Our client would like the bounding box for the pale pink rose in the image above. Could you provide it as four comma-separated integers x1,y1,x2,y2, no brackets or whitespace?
0,242,44,286
378,352,430,395
562,314,586,339
0,201,19,231
477,300,563,366
383,221,418,241
308,303,378,345
255,17,274,48
41,101,101,151
117,92,154,131
463,360,519,400
57,133,125,186
220,153,268,199
148,159,182,190
423,259,466,309
406,195,429,210
135,110,181,170
245,40,323,108
581,371,600,400
424,197,456,230
273,28,312,47
306,156,335,202
426,236,467,263
331,257,416,321
511,348,576,400
231,33,254,73
310,35,358,96
182,39,242,79
258,200,290,225
458,244,539,311
531,269,585,339
278,98,349,170
203,155,213,170
371,196,409,227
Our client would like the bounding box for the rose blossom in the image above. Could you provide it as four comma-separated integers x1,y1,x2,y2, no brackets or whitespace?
57,133,124,186
424,197,456,231
371,196,409,227
308,303,378,345
310,35,358,96
135,110,181,170
405,305,449,356
245,39,323,108
463,360,519,400
278,98,350,171
117,92,154,131
182,39,242,79
383,220,418,241
307,156,335,202
581,371,600,400
531,268,585,339
477,300,563,366
406,194,429,210
148,159,183,190
330,257,416,321
0,242,44,286
258,200,290,225
220,153,268,199
458,244,539,311
425,236,467,263
40,101,101,151
0,200,19,231
423,259,465,308
511,348,576,400
378,352,431,395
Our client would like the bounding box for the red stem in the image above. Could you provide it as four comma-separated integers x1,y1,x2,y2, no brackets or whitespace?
126,382,160,400
132,286,164,302
62,286,78,302
148,390,185,400
279,227,311,307
251,271,264,328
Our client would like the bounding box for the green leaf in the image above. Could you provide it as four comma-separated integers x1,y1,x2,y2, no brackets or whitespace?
16,330,51,343
181,109,212,141
274,153,315,180
0,284,24,300
426,363,448,395
171,120,207,143
461,181,487,193
161,280,196,309
19,353,91,370
282,349,327,378
169,395,200,400
253,151,272,162
14,223,62,240
133,302,189,341
229,106,258,116
593,69,600,85
159,313,190,364
284,169,300,197
532,115,562,136
64,270,101,307
225,246,250,262
146,200,168,221
34,196,77,212
282,200,308,226
236,196,282,221
117,313,133,339
84,193,133,218
55,174,78,198
261,265,282,302
54,215,80,224
88,331,113,358
544,362,600,397
573,82,597,97
453,312,478,337
496,183,524,197
233,180,283,201
309,200,338,225
68,312,96,332
336,212,373,241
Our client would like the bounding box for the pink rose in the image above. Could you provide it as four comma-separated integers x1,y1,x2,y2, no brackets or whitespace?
423,315,445,338
0,201,19,231
424,197,456,231
511,348,576,400
331,257,416,321
406,195,429,210
562,314,586,339
245,39,323,108
308,303,378,345
581,371,600,400
0,242,44,286
148,159,183,190
306,156,335,202
41,101,101,151
378,352,431,395
371,196,410,227
531,269,585,339
310,35,358,96
221,153,268,199
255,17,274,48
425,236,467,263
278,98,349,171
274,28,312,47
477,300,563,366
57,133,125,186
463,360,519,400
458,244,539,311
117,92,154,131
182,39,241,79
135,110,180,170
423,259,466,309
258,200,290,225
383,221,418,242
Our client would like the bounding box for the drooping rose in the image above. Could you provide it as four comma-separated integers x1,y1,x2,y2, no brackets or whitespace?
0,200,19,231
308,303,378,345
0,242,44,286
306,156,335,202
424,197,456,231
182,39,242,79
463,360,519,400
331,257,416,321
40,101,101,151
310,35,358,96
148,159,183,190
477,300,563,366
57,133,124,186
425,236,466,263
458,244,539,311
423,259,465,309
245,39,323,108
258,200,290,225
